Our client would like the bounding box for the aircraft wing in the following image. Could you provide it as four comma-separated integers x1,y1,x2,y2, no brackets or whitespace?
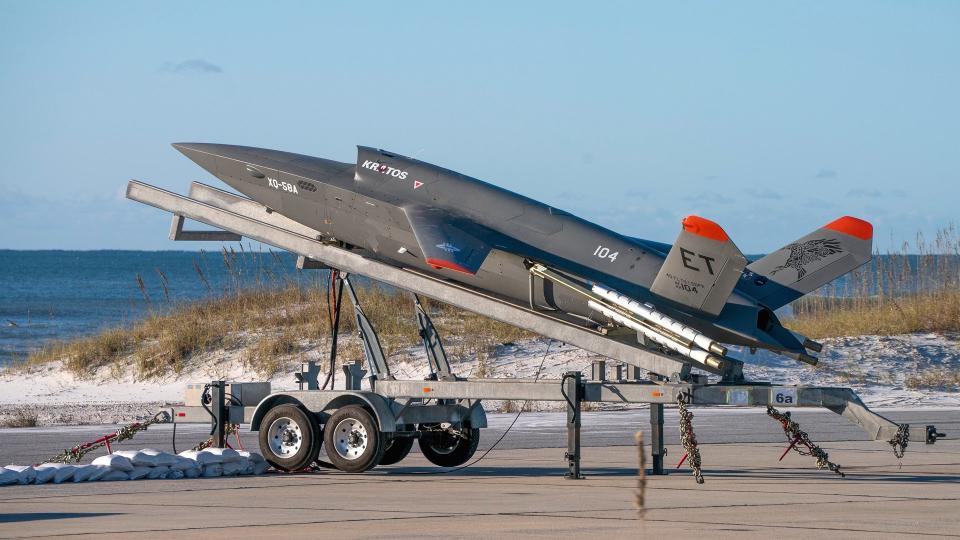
403,206,492,275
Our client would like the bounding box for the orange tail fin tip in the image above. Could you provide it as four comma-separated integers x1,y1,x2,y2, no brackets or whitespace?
824,216,873,240
681,215,729,242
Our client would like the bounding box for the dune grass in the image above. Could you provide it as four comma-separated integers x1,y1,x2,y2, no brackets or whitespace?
18,226,960,381
784,225,960,339
21,249,533,380
0,406,40,428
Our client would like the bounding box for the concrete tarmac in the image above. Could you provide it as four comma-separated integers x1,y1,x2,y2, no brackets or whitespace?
1,409,958,539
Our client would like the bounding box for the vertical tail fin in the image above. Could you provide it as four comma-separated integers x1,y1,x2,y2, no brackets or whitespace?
650,215,747,316
740,216,873,310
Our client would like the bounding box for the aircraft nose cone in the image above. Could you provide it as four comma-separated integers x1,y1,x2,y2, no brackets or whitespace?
172,142,222,175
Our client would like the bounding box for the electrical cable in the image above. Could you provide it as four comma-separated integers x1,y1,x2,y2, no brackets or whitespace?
320,270,342,391
559,373,578,415
200,384,216,436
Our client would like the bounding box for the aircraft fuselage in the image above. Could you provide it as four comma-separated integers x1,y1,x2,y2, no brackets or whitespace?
172,143,789,353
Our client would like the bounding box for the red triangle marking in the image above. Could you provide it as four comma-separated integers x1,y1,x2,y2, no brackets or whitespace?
413,180,424,189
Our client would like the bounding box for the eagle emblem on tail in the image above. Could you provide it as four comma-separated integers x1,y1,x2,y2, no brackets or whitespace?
769,238,844,279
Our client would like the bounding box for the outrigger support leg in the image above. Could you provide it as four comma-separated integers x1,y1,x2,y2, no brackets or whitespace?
564,371,585,480
650,400,666,475
414,295,454,381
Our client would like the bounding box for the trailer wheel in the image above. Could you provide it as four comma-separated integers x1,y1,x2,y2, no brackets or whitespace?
324,405,384,473
378,426,415,466
258,404,320,472
418,423,480,467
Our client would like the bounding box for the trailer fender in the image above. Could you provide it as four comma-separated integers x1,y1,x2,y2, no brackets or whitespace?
467,401,488,428
323,393,397,433
250,391,398,433
250,393,309,432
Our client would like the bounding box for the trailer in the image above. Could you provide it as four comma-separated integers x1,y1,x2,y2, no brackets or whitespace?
127,180,943,477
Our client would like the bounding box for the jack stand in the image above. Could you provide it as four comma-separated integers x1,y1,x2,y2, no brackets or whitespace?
209,380,227,448
649,374,666,475
564,371,584,479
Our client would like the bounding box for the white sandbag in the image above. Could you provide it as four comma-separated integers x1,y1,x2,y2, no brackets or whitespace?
240,451,269,474
237,450,265,463
200,447,241,463
128,466,151,480
92,454,134,472
5,465,36,485
34,464,58,485
179,450,220,465
72,465,95,483
88,465,112,482
53,463,77,484
221,460,246,476
101,470,129,481
138,449,178,467
201,463,223,477
74,465,110,482
171,455,200,472
34,463,75,484
166,469,185,480
146,465,169,480
53,465,77,484
122,451,159,467
252,460,269,475
33,463,69,484
183,466,200,479
0,467,20,486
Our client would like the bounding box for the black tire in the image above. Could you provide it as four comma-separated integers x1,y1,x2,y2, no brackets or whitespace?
418,423,480,467
323,405,384,473
258,404,321,472
379,432,415,466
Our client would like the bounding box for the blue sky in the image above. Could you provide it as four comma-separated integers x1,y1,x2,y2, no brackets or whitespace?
1,1,957,252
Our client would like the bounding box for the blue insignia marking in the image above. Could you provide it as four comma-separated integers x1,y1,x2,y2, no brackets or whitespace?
435,242,461,253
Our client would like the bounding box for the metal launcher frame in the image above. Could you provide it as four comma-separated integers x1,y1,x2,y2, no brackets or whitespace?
128,180,942,476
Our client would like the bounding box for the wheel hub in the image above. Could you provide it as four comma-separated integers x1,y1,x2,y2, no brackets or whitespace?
267,417,303,458
333,418,369,461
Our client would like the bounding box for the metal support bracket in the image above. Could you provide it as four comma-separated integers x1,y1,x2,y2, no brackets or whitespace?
342,275,393,381
296,255,329,270
341,360,368,390
415,295,455,381
169,214,241,242
296,361,321,390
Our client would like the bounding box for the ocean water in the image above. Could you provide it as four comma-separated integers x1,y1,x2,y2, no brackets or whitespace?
1,250,953,367
0,249,317,365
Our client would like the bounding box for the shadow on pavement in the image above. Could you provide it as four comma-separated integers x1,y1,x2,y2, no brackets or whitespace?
0,512,120,523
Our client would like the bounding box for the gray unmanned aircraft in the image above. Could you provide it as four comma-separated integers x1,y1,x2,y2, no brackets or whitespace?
173,143,873,370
